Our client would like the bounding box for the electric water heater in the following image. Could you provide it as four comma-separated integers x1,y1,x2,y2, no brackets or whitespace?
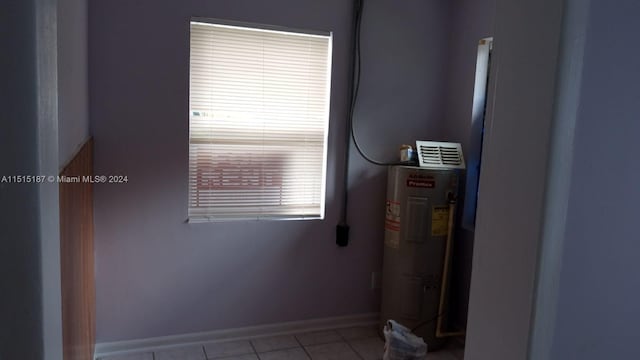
380,141,465,350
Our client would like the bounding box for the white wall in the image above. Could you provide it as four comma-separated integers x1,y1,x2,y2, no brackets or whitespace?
0,0,62,359
533,0,640,358
58,0,89,168
36,0,64,358
0,1,45,357
468,0,640,358
464,0,564,358
529,0,590,357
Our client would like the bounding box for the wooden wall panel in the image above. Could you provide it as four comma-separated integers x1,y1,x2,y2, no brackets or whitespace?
59,139,95,360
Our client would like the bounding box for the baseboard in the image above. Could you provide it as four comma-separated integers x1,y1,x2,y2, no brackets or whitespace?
94,312,379,359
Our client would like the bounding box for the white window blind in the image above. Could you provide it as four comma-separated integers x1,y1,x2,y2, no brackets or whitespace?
188,20,332,221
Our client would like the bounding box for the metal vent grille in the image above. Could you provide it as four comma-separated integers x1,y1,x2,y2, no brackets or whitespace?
416,141,466,169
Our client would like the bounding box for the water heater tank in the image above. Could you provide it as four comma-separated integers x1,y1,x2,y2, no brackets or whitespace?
380,142,465,350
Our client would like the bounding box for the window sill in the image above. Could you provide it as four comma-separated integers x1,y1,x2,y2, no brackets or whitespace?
186,215,323,223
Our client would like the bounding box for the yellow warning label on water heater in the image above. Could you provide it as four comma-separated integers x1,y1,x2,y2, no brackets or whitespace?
431,206,450,236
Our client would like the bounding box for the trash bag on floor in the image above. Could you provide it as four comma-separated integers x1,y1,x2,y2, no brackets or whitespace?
382,320,427,360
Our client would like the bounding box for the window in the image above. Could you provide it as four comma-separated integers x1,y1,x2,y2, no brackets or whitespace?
188,20,333,221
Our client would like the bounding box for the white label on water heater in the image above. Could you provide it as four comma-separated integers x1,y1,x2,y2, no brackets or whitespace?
384,200,400,248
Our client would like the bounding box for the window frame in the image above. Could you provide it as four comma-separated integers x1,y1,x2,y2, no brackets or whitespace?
187,18,333,222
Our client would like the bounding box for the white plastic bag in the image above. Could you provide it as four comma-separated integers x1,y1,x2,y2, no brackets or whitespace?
382,320,427,360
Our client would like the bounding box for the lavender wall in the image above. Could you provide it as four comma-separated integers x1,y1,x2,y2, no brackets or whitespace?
546,0,640,357
58,0,89,168
443,0,495,147
352,0,451,159
89,0,451,342
345,0,451,314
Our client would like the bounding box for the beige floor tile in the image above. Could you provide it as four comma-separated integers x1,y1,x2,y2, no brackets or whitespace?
99,352,153,360
304,342,360,360
348,337,384,360
215,354,259,360
251,335,299,353
295,330,342,346
258,347,309,360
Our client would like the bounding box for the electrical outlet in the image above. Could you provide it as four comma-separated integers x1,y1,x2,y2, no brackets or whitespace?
371,272,381,290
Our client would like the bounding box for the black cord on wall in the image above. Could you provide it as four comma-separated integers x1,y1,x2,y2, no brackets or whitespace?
337,0,405,247
348,0,406,167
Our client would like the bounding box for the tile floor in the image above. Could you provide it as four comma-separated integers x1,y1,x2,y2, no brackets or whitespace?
99,325,464,360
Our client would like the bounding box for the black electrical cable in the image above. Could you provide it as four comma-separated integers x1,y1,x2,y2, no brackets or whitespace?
340,0,405,232
348,0,406,167
339,0,361,225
